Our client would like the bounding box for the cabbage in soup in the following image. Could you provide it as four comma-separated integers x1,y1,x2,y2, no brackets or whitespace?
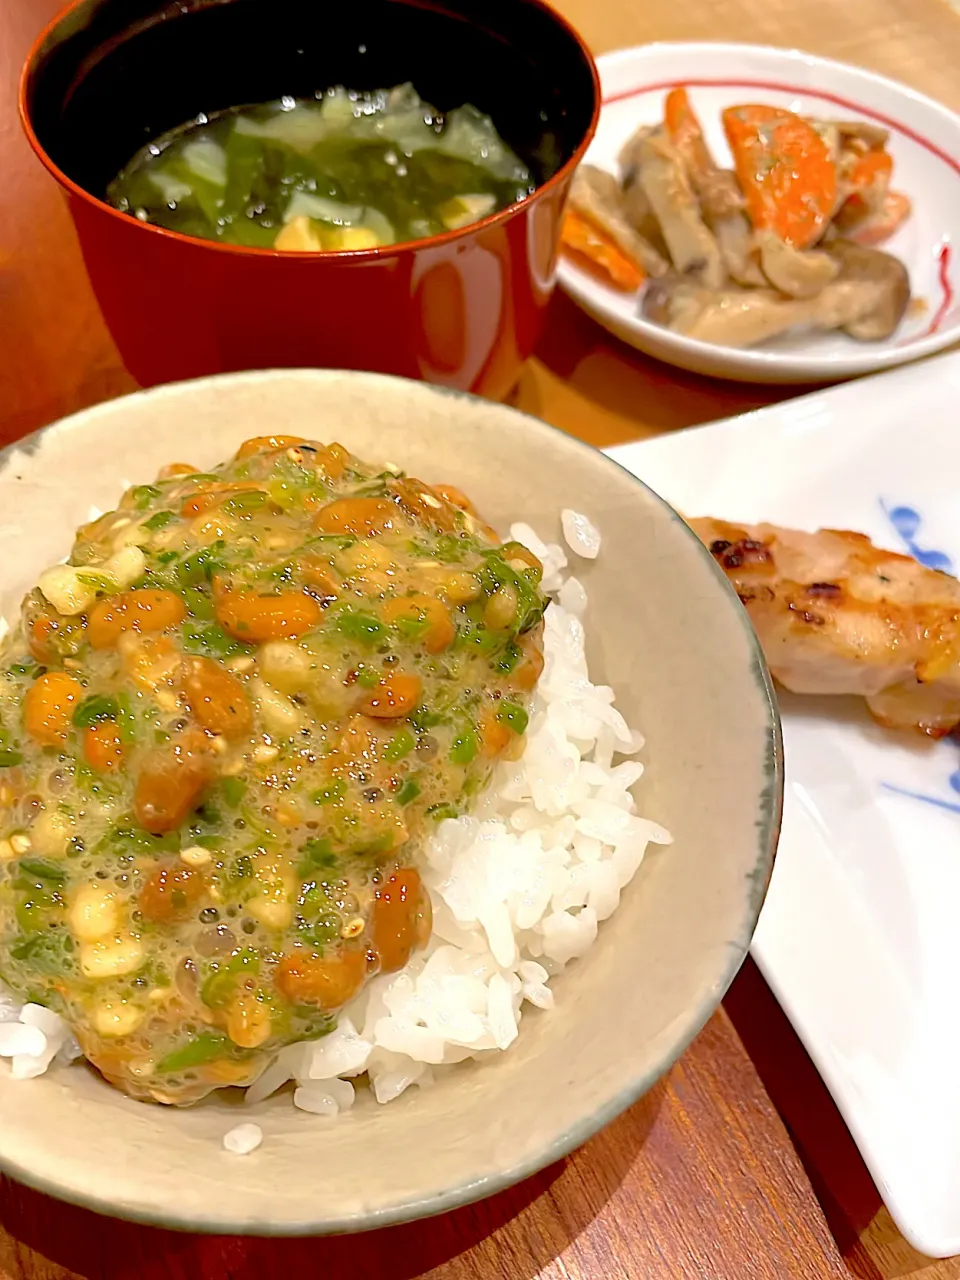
107,84,534,251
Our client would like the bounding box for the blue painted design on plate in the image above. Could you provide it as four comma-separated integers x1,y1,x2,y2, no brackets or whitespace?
881,779,960,816
880,499,954,572
878,500,958,815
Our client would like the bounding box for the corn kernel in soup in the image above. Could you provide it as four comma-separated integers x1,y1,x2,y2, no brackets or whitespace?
107,83,534,250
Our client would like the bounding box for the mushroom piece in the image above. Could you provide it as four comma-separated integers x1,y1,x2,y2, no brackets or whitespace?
634,131,725,288
643,265,903,349
828,120,890,150
620,179,671,256
676,150,764,286
568,165,670,278
618,123,658,187
806,121,842,165
643,279,815,347
616,128,672,252
686,165,743,222
757,229,840,299
620,119,759,284
809,278,889,331
825,238,911,339
713,213,765,288
683,167,763,287
690,168,765,287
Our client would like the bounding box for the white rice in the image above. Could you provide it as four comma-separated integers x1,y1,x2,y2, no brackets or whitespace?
0,996,81,1079
560,508,601,560
222,1122,263,1155
0,512,672,1141
245,516,672,1117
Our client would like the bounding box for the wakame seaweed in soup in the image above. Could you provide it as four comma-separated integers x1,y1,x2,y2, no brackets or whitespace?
0,436,546,1103
107,84,535,250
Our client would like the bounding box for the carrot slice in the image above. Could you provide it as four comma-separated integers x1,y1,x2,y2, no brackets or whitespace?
664,86,714,174
848,191,912,246
722,105,838,248
560,209,644,292
846,148,893,194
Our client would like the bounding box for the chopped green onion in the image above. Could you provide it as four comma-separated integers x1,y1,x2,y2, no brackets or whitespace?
72,694,120,728
336,609,385,645
221,777,246,808
200,948,259,1009
480,552,546,636
182,622,248,660
396,777,421,805
393,614,430,643
131,484,162,510
143,510,177,531
74,568,119,593
183,587,215,620
18,858,67,885
223,490,268,515
311,779,346,806
157,1031,230,1074
10,933,73,973
495,642,522,674
456,619,500,656
383,728,416,761
298,909,342,946
115,693,137,745
410,705,445,731
178,542,226,587
449,729,478,765
496,702,529,735
300,837,336,869
426,802,459,821
230,853,252,881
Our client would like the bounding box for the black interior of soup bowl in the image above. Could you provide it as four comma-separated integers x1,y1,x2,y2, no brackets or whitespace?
26,0,598,201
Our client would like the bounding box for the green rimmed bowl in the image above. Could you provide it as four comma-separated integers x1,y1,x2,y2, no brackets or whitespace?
0,370,781,1233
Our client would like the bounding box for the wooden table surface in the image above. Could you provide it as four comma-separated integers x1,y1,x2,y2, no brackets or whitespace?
3,0,960,1277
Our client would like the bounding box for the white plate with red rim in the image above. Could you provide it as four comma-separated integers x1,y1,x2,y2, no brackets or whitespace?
605,348,960,1257
557,42,960,384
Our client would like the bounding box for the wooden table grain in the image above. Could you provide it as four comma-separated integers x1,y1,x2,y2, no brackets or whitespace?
3,0,960,1277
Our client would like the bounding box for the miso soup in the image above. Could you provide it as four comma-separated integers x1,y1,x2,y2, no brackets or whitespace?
107,83,534,250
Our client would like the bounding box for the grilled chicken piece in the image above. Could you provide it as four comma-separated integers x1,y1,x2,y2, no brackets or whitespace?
689,517,960,737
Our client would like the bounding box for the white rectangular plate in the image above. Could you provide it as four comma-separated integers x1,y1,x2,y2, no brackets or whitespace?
606,349,960,1258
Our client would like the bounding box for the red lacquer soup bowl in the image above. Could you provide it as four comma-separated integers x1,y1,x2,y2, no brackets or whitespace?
21,0,599,398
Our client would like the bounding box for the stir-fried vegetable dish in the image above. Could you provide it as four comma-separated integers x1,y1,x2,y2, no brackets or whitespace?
562,88,913,347
0,437,546,1103
108,84,533,251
